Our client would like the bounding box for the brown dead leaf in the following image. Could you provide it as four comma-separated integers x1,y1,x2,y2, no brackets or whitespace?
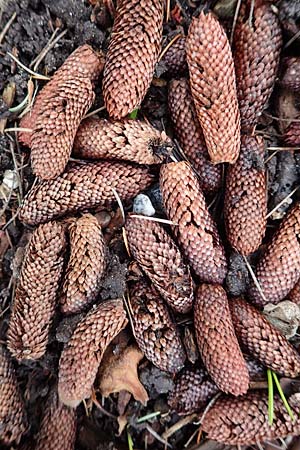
0,82,15,133
98,345,149,405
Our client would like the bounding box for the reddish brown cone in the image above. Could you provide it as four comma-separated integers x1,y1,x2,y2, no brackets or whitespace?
7,221,66,361
60,214,106,315
168,78,222,194
229,297,300,377
160,36,187,76
160,161,227,283
283,120,300,146
103,0,164,119
288,278,300,304
280,57,300,91
125,215,193,313
194,284,249,396
129,280,186,374
19,161,154,226
224,135,267,255
248,203,300,307
186,11,240,164
233,1,282,132
58,299,128,407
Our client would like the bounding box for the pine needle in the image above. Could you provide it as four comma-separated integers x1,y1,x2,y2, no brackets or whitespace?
7,52,50,80
267,368,274,426
127,428,134,450
272,372,295,422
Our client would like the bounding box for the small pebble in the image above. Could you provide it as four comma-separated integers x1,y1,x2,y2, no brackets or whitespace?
133,194,155,216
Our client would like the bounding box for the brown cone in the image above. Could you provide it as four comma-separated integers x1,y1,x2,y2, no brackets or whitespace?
35,390,76,450
229,297,300,377
19,161,154,226
234,1,282,132
248,203,300,307
102,0,164,119
280,57,300,91
7,221,66,361
129,280,186,374
283,120,300,146
160,36,187,76
73,117,172,164
58,299,128,407
160,161,227,283
186,11,240,164
60,214,106,315
168,78,222,194
288,278,300,304
19,45,105,180
125,215,193,314
202,391,300,445
224,134,267,255
0,345,27,445
194,284,249,396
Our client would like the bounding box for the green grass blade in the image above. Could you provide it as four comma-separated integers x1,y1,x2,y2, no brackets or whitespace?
128,108,138,119
272,371,295,422
267,368,274,425
136,411,161,424
127,428,134,450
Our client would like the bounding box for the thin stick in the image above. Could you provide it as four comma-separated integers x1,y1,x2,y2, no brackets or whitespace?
4,127,32,133
145,424,172,448
230,0,242,45
165,0,171,22
32,28,68,71
158,34,182,61
130,215,178,226
267,146,300,151
7,52,50,80
265,151,278,164
266,186,299,219
84,105,106,119
267,369,274,425
0,11,17,46
242,255,268,305
284,29,300,49
111,188,125,224
162,414,198,440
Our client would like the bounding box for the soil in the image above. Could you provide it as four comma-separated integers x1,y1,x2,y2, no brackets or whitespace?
1,0,300,449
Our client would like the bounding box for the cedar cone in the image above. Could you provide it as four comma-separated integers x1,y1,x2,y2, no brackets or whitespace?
248,203,300,307
7,221,66,361
160,161,227,283
125,214,193,314
20,45,105,180
168,78,222,194
283,120,300,146
160,36,187,76
58,299,128,407
102,0,164,119
35,390,76,450
194,284,249,396
73,117,172,164
19,161,154,226
60,214,106,315
186,11,240,164
229,297,300,377
233,1,282,132
202,391,300,445
224,135,267,255
280,57,300,91
0,345,27,446
288,278,300,304
129,280,186,374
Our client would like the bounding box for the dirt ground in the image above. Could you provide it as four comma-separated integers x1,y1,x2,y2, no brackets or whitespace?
1,0,300,449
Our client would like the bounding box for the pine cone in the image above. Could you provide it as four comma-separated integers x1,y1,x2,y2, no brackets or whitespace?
229,297,300,377
125,215,193,314
129,280,186,374
186,11,240,164
168,365,219,415
202,391,300,445
194,284,249,396
60,214,106,315
19,45,105,180
160,161,227,283
19,161,154,226
102,0,164,119
58,299,128,407
233,1,282,132
283,120,300,146
73,117,172,164
160,36,187,76
7,222,66,361
0,345,27,446
168,78,222,194
224,135,267,255
35,390,76,450
288,279,300,304
280,57,300,91
248,203,300,307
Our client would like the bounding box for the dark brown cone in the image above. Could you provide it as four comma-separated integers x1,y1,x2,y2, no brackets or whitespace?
102,0,164,119
160,161,227,283
168,78,222,194
125,215,193,314
194,284,249,396
229,297,300,377
7,222,66,361
168,366,219,415
20,45,105,180
60,214,106,315
202,391,300,445
35,390,76,450
248,203,300,307
73,117,172,164
233,1,282,132
186,11,240,164
160,36,187,76
280,57,300,91
288,278,300,304
283,120,300,146
19,161,154,226
129,280,186,374
58,299,128,407
0,345,27,445
224,135,267,255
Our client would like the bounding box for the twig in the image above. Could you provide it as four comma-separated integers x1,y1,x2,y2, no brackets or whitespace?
7,52,50,80
84,105,106,119
230,0,242,45
158,34,182,61
129,215,178,226
0,11,16,46
112,188,125,224
165,0,171,22
242,255,268,305
162,414,198,440
4,127,32,133
31,28,68,71
284,29,300,49
266,186,299,219
145,424,172,448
